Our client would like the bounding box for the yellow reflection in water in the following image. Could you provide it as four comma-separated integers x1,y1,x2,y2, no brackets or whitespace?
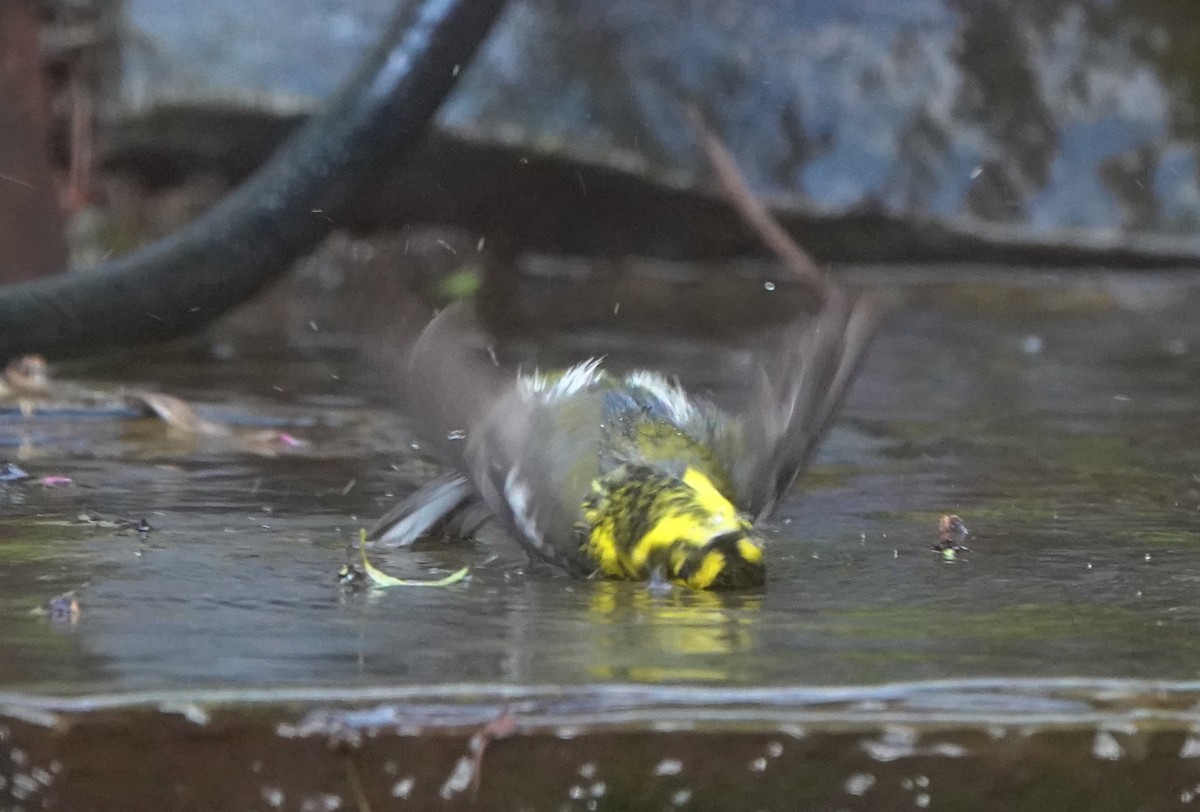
585,582,762,683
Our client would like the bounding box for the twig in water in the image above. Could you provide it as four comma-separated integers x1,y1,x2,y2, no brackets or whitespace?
686,106,827,296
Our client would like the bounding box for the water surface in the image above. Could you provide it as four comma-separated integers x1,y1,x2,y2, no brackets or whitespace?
2,271,1199,698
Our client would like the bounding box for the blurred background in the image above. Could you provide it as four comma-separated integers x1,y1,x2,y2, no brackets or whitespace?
10,0,1200,310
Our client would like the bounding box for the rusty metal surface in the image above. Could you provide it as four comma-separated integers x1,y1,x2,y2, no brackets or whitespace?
0,0,67,282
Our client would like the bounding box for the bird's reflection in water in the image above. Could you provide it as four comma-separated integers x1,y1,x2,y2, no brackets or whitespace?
584,581,763,683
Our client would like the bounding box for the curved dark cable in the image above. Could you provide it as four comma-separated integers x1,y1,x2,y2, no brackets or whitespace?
0,0,508,361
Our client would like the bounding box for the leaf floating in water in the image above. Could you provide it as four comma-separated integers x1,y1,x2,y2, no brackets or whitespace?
356,529,469,588
938,514,969,545
29,590,82,624
135,392,308,454
0,355,50,398
0,462,29,481
47,590,81,623
136,392,230,437
934,514,971,560
274,432,306,448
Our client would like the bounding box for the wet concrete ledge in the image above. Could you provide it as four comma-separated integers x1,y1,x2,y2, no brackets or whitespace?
4,679,1200,810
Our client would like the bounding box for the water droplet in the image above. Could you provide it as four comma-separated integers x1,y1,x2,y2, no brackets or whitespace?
763,281,776,291
439,758,474,799
653,758,684,776
1093,730,1124,760
447,429,467,441
671,788,693,806
844,773,876,796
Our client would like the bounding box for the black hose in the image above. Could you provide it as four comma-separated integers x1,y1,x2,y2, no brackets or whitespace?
0,0,508,362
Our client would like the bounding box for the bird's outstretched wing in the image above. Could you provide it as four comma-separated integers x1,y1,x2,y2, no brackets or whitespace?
709,288,882,521
387,293,878,565
366,472,486,545
401,302,513,469
401,302,595,574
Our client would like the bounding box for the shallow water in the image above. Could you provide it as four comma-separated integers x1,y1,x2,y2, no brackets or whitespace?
3,271,1199,700
6,272,1200,809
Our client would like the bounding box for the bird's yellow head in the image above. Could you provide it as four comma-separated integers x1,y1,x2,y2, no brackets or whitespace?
581,464,765,590
670,529,766,590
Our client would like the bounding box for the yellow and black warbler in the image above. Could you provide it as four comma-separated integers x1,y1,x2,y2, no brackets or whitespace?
369,293,876,590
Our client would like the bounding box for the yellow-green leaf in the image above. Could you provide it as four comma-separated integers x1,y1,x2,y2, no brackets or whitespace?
358,529,469,587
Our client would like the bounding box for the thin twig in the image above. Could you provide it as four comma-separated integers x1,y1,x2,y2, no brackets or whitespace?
469,708,516,798
64,78,94,213
686,106,827,295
